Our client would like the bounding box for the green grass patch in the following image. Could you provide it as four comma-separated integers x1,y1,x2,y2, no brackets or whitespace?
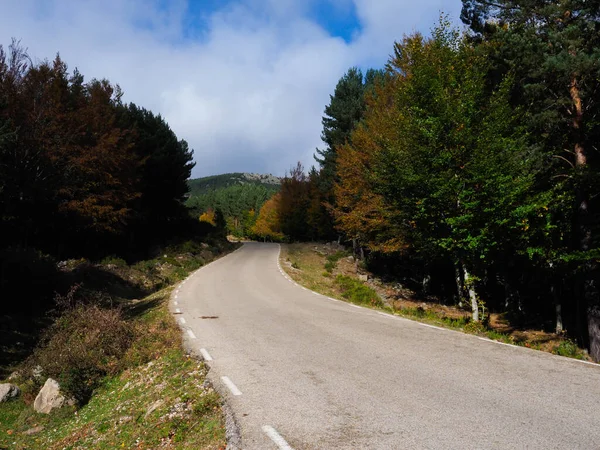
552,339,585,359
0,242,238,450
0,294,226,450
335,275,383,307
324,251,347,273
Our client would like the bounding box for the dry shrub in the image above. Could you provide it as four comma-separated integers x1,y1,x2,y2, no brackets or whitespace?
30,303,133,404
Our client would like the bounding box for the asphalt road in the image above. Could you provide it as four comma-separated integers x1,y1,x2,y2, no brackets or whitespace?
174,242,600,449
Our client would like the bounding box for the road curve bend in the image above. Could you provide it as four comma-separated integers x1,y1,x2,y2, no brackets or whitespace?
174,242,600,449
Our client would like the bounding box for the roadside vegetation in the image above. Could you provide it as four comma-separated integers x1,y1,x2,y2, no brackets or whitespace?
0,239,236,449
260,4,600,363
0,41,238,448
281,243,589,361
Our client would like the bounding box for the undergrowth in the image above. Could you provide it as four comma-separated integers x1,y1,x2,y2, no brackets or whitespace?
335,275,383,307
0,238,236,449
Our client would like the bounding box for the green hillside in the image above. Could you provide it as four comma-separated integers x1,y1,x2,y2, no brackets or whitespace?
186,173,281,238
187,172,281,197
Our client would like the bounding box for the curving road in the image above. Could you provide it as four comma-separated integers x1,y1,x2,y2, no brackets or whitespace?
173,242,600,449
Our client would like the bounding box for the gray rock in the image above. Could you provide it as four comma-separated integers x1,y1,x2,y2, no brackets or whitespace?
358,274,369,282
23,426,44,435
0,383,20,402
33,378,72,414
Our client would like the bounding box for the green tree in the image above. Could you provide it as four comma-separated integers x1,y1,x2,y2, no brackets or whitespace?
461,0,600,357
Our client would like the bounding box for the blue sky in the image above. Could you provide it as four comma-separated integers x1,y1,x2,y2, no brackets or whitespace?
1,0,463,177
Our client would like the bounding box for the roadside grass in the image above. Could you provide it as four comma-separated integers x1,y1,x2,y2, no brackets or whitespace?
335,275,383,307
280,242,590,361
0,291,226,450
0,239,238,450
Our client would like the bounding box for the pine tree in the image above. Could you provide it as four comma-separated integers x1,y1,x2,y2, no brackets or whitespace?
461,0,600,357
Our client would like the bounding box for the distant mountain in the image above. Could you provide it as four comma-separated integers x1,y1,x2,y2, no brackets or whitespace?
187,172,281,197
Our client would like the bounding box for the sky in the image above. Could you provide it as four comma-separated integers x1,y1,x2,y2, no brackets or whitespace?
1,0,463,178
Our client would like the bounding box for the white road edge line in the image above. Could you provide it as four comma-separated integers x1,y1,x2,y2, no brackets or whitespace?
179,317,186,325
419,323,446,331
262,425,293,450
274,245,600,368
187,329,196,339
200,348,213,361
221,376,242,396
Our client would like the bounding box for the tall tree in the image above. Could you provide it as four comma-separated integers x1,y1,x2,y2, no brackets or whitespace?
461,0,600,356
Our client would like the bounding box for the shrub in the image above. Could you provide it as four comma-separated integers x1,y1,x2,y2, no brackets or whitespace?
30,303,134,404
463,320,487,335
324,251,347,273
99,255,128,268
553,339,584,359
335,275,382,307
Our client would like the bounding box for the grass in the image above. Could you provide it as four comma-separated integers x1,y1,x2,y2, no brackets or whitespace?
0,239,238,450
335,275,383,307
324,251,348,273
280,242,592,362
0,291,226,450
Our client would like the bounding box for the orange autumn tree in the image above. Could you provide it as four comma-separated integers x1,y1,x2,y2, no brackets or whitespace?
252,193,284,242
332,71,407,254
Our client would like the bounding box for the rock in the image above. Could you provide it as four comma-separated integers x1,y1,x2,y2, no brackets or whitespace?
0,383,20,402
346,256,355,263
33,378,72,414
23,426,44,435
358,274,369,282
32,365,43,381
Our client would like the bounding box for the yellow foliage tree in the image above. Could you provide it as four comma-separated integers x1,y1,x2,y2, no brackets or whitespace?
252,193,285,241
199,208,216,226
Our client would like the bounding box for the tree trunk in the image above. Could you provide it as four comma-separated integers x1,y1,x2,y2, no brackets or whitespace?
463,264,479,322
570,76,600,360
422,268,431,295
454,262,465,308
552,282,563,334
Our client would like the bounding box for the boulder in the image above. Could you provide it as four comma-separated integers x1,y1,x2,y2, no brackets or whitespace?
0,383,20,402
33,378,72,414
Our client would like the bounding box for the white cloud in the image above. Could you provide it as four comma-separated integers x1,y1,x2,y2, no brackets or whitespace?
0,0,462,177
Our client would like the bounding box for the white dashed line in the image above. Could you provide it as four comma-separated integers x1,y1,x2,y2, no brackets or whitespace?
200,348,213,361
175,308,181,314
221,376,242,396
179,317,186,325
175,295,178,299
174,301,178,306
187,329,196,339
175,289,179,294
262,425,293,450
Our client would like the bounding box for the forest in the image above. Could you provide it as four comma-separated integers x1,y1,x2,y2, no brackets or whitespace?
253,2,600,361
0,39,216,322
187,174,280,238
